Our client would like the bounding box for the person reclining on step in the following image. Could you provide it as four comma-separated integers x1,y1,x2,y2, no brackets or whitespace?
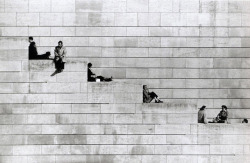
212,105,229,123
54,41,67,73
87,63,112,82
28,37,50,59
198,105,208,124
143,85,163,103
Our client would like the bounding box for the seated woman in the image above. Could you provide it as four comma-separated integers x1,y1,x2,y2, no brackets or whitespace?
212,105,229,123
143,85,163,103
87,63,112,82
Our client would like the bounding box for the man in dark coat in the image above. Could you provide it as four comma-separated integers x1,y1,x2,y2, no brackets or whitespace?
29,37,50,59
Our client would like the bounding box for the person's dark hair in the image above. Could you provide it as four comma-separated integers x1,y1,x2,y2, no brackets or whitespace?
143,85,147,89
222,105,228,110
200,105,206,110
58,41,63,44
243,119,248,123
88,63,92,68
29,37,33,40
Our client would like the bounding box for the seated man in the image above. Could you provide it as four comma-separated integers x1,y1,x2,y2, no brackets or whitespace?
198,105,208,124
87,63,112,82
29,37,50,59
143,85,163,103
212,105,229,123
54,41,67,73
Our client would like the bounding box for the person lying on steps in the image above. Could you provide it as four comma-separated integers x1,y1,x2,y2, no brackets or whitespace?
143,85,163,103
87,63,112,82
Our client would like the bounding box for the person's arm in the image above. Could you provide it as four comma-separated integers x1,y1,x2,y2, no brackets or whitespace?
143,89,150,99
54,47,59,57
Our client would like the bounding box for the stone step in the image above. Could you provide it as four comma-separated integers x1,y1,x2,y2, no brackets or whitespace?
0,155,248,163
29,59,87,72
0,144,248,155
0,113,196,125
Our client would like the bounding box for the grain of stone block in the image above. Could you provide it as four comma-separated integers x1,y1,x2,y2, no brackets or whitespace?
155,125,190,134
182,145,209,154
101,104,136,113
42,145,71,155
30,83,81,93
215,13,228,26
40,13,63,26
215,27,228,37
127,0,148,12
127,27,148,36
222,156,250,163
51,27,75,36
28,156,55,163
128,125,154,134
211,145,244,154
86,135,113,144
11,104,41,114
155,145,182,154
2,27,28,36
167,114,197,124
88,13,114,26
87,114,113,124
0,13,16,26
0,146,13,155
128,145,154,154
17,13,39,26
161,37,187,47
173,69,199,78
5,0,28,12
29,0,51,12
76,0,102,12
115,13,137,26
0,0,4,12
142,114,167,124
114,114,142,124
138,13,160,26
72,104,100,113
27,114,56,124
63,13,88,26
161,13,187,26
56,114,87,124
149,0,172,12
138,37,160,47
51,0,75,12
56,94,87,103
42,104,71,113
166,135,197,144
142,155,167,163
127,135,166,144
12,125,41,134
198,156,222,163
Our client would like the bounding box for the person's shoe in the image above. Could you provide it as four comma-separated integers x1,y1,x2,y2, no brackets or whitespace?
155,99,163,103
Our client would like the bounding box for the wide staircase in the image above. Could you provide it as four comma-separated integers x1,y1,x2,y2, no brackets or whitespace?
0,59,249,163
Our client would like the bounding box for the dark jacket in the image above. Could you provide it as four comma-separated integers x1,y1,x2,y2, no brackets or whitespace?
29,42,38,59
88,68,96,82
217,110,228,121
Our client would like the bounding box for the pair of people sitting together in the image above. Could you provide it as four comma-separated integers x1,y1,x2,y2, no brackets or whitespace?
198,105,229,124
28,37,66,73
88,64,163,103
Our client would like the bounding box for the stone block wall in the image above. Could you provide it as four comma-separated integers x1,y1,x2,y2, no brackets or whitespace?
0,0,250,162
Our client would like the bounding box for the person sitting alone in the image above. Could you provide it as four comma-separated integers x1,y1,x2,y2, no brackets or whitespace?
28,37,50,59
54,41,67,73
242,119,248,123
198,105,208,124
212,105,229,123
143,85,163,103
87,63,112,82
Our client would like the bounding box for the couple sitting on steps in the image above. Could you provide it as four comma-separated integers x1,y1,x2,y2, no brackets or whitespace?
88,63,163,103
29,37,66,73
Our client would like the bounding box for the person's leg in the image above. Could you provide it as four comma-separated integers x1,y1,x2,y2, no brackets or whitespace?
61,62,65,72
149,92,163,103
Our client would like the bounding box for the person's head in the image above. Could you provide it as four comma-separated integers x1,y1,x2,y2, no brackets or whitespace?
29,36,33,43
242,119,248,123
88,63,92,68
200,105,206,110
58,41,63,48
221,105,227,111
143,85,148,90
